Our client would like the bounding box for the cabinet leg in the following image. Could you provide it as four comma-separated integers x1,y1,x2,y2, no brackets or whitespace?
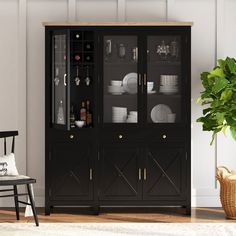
45,206,51,216
186,205,191,215
92,206,100,215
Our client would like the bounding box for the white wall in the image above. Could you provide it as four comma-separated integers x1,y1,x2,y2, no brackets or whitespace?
0,0,236,207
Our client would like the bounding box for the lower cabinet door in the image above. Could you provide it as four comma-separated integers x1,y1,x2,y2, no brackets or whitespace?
143,145,186,200
99,144,142,201
50,143,93,201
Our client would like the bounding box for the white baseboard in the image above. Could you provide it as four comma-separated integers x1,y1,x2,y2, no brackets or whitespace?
191,188,221,207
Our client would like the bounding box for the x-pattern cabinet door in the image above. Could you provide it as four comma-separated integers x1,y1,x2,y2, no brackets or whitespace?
50,143,93,201
99,145,142,200
142,145,186,200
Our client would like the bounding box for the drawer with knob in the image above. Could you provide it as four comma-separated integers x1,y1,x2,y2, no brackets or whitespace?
101,129,142,143
145,128,186,143
49,129,94,143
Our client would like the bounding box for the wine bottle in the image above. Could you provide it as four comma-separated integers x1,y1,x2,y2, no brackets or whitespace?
74,54,81,61
86,100,92,127
80,101,86,122
85,55,91,62
57,100,65,125
70,105,76,128
84,42,93,51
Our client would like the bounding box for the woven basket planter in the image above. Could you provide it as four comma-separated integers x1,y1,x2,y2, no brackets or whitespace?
216,166,236,219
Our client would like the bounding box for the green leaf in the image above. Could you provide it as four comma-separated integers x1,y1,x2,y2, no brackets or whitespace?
196,97,201,103
200,72,212,90
203,108,211,115
226,117,236,126
215,112,225,124
212,77,228,94
229,75,236,83
208,68,225,80
220,89,233,102
222,125,228,136
230,126,236,141
210,129,221,145
218,59,226,69
226,57,236,75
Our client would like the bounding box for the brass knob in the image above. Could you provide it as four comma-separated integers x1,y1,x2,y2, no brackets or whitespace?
70,134,74,139
162,134,167,139
118,134,123,139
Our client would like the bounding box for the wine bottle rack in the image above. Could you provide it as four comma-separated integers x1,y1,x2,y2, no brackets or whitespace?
70,30,95,129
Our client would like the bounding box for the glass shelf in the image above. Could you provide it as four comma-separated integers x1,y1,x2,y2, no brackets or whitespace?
148,61,181,66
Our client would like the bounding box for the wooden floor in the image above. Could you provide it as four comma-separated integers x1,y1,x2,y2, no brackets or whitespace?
0,207,235,223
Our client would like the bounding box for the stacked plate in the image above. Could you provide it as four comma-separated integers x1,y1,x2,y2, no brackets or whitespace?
112,107,127,123
126,111,137,123
159,75,178,95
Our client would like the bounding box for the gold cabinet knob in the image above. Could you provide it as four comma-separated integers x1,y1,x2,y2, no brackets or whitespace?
69,134,74,139
118,134,123,139
162,134,167,139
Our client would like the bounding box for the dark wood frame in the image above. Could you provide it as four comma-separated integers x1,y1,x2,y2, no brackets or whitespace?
45,25,191,216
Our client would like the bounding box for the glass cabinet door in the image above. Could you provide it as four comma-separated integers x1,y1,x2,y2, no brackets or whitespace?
103,35,139,124
51,31,68,128
146,35,182,124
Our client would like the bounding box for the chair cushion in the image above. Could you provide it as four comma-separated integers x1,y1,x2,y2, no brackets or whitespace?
0,175,30,181
0,153,19,176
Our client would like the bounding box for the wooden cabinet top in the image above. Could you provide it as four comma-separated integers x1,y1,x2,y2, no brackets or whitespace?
42,21,193,27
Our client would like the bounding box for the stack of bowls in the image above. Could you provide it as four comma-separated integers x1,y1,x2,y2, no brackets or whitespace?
147,82,154,93
160,75,178,95
126,111,138,123
108,80,124,95
112,107,127,123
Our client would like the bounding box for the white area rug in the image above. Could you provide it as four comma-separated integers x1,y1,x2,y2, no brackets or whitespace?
0,223,236,236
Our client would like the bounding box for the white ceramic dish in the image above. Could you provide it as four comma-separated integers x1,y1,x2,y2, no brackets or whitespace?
129,111,138,116
75,120,85,128
150,104,172,123
123,72,137,94
108,85,124,95
148,90,156,94
110,80,122,86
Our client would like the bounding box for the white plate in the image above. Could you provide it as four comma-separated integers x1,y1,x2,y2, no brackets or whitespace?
109,92,124,95
161,92,177,95
122,72,137,94
148,90,156,94
151,104,172,123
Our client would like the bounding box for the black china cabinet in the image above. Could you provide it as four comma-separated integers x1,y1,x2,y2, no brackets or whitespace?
44,22,192,215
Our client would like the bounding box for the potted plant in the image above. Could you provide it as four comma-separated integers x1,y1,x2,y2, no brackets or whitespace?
197,57,236,219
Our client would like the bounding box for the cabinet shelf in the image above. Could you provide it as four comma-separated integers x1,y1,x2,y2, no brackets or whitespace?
148,61,181,66
104,94,137,97
104,62,137,66
147,94,181,97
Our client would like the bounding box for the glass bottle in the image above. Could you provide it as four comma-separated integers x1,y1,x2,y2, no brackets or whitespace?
118,43,126,58
57,100,65,124
80,101,86,122
86,100,92,127
85,66,91,86
70,105,76,128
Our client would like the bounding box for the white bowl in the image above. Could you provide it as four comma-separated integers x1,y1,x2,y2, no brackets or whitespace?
111,80,122,86
160,75,178,86
129,111,138,116
75,120,85,128
112,107,127,112
147,82,154,91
